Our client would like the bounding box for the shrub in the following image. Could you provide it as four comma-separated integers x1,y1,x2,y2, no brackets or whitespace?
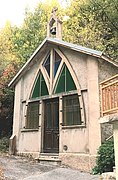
92,139,115,174
0,137,9,153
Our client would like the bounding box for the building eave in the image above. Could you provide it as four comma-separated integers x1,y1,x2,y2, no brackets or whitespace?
8,37,118,87
8,38,48,87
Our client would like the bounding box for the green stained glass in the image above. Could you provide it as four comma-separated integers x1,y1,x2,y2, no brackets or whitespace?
55,66,65,93
32,74,40,98
55,65,76,93
66,67,76,91
41,75,49,96
31,73,49,98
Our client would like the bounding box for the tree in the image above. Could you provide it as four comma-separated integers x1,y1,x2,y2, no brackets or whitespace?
63,0,118,62
0,22,19,74
0,65,15,137
0,22,19,137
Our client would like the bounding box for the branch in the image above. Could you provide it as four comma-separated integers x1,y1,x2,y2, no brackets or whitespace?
90,0,118,31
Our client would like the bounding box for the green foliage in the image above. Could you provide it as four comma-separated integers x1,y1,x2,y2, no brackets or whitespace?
0,63,18,137
11,1,63,66
11,4,48,65
63,0,118,62
0,137,9,153
92,140,115,174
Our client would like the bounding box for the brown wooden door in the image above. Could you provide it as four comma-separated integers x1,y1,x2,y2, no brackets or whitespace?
43,98,59,153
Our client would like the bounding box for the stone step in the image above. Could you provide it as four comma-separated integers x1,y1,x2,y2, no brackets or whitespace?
40,153,59,159
39,153,61,166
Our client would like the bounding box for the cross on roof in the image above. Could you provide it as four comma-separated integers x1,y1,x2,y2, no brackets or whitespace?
52,7,58,16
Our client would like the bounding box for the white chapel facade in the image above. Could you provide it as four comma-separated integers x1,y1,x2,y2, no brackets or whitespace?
9,9,118,171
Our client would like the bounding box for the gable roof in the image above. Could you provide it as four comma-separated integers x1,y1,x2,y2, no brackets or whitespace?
8,37,118,87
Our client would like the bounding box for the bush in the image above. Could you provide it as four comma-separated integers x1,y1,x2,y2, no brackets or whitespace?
92,140,115,174
0,137,9,153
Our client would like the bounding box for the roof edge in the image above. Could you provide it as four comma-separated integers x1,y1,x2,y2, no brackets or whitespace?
8,38,48,87
101,54,118,67
8,37,118,87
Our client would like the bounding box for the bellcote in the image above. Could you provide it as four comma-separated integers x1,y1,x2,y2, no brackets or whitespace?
47,7,62,40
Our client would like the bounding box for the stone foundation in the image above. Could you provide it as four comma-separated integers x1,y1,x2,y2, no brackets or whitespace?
16,152,97,173
17,152,39,159
59,153,97,172
100,172,116,180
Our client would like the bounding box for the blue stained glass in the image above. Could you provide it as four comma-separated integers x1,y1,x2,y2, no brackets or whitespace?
44,54,50,76
54,51,61,77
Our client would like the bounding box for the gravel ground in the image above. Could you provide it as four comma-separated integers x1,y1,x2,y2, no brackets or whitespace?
0,166,5,180
0,154,100,180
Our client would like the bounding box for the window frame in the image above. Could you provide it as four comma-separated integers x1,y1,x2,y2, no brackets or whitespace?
25,101,39,129
62,94,82,127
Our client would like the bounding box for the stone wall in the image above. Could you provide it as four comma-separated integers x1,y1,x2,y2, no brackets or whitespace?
59,153,97,172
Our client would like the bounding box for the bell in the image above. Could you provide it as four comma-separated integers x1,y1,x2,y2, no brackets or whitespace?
50,27,56,35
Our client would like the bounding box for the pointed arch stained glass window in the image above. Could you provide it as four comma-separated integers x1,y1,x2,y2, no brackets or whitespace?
31,73,49,98
55,64,76,93
54,51,62,77
44,54,50,76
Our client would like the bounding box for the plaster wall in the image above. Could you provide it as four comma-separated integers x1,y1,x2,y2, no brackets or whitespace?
59,49,101,154
60,47,87,90
19,55,45,129
60,128,89,153
87,56,101,154
13,56,44,153
18,131,39,153
21,60,41,101
12,79,23,149
57,48,89,154
98,59,118,83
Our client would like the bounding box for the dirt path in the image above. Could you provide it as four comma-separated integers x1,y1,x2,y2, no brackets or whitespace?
0,154,100,180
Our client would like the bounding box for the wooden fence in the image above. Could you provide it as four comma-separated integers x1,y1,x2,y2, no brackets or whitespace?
100,74,118,116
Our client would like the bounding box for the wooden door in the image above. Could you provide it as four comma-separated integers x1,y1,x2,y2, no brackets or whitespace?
43,98,59,153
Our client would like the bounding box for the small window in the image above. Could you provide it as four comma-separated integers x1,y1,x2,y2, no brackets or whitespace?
63,95,81,126
26,102,39,129
54,51,61,77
